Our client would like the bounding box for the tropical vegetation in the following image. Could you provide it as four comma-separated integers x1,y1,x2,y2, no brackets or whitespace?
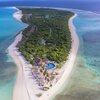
18,8,73,66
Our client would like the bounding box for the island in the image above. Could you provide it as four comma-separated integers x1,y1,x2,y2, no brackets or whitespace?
8,7,79,100
19,7,73,88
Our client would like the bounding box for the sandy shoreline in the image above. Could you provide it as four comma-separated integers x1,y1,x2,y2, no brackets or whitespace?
8,8,79,100
8,8,43,100
40,14,79,100
13,7,23,22
8,9,31,100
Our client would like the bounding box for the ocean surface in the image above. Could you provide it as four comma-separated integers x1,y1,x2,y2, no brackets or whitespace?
0,2,100,100
0,1,100,14
0,8,26,100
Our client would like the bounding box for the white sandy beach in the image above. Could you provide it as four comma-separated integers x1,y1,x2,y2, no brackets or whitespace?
40,14,79,100
8,8,43,100
13,7,23,22
8,8,79,100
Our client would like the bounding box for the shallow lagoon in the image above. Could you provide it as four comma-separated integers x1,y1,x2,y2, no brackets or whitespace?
0,8,26,100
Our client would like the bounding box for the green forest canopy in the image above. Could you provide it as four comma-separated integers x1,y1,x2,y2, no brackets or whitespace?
18,8,73,65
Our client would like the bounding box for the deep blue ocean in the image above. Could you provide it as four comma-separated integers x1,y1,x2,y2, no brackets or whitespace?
0,1,100,13
0,1,100,100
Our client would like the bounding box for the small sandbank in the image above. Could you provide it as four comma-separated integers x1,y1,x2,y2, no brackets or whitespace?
8,7,79,100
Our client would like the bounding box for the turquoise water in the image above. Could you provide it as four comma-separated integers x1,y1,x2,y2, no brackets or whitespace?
46,63,55,69
0,8,27,100
54,10,100,100
73,10,100,75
